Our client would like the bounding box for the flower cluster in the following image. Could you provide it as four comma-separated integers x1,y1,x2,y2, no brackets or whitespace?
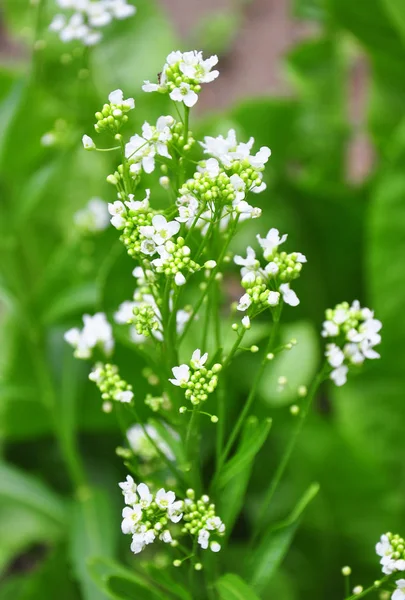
94,89,135,138
143,50,219,108
64,312,114,359
114,268,191,343
108,189,153,255
182,489,225,552
322,300,382,386
125,116,175,177
73,197,109,233
89,362,134,404
127,423,176,462
49,0,136,46
235,228,306,315
119,477,182,554
376,533,405,575
169,350,222,406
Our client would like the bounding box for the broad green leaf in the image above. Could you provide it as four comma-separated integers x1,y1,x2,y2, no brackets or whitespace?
88,557,166,600
144,564,192,600
0,462,67,526
218,417,271,533
248,483,320,592
70,489,117,600
215,573,260,600
218,418,272,489
258,321,320,406
41,282,99,325
381,0,405,43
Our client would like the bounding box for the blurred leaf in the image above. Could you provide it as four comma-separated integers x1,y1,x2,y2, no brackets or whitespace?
41,282,99,325
247,483,319,592
381,0,405,41
189,9,242,56
219,418,272,489
91,0,177,99
88,556,166,600
218,417,271,533
0,462,67,526
292,0,327,20
144,564,192,600
258,321,320,406
70,489,117,600
215,573,260,600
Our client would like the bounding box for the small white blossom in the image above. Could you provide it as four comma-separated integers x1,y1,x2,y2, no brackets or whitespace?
191,349,208,369
280,283,299,307
330,365,348,387
119,475,137,505
155,489,176,510
74,197,109,232
169,364,191,387
325,344,345,368
64,312,114,359
257,228,288,259
393,580,405,600
108,200,127,229
82,134,95,150
237,293,252,312
121,505,142,534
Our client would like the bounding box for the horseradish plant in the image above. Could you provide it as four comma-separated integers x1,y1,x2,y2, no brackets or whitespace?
65,50,385,597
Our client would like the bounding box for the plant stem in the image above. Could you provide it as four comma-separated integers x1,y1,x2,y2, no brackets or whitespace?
185,406,202,493
252,363,328,540
215,315,281,479
344,576,390,599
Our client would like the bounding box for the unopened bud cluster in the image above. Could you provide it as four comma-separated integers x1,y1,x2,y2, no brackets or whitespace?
89,363,134,404
94,90,135,133
182,489,225,552
169,350,222,405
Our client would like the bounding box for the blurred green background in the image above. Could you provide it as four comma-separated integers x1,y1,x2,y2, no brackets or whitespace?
1,0,405,598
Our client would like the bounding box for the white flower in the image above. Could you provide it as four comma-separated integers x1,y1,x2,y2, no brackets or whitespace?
108,200,127,229
175,272,186,286
140,238,157,256
242,316,251,329
168,500,183,523
280,283,299,307
170,82,198,108
137,483,153,508
119,475,137,505
149,215,180,245
64,312,114,359
108,88,135,110
393,580,405,600
160,530,172,543
49,14,66,32
74,197,109,232
176,195,199,225
376,534,392,558
59,13,89,43
322,320,340,337
127,424,176,461
210,541,221,552
199,157,221,179
87,3,112,28
265,262,279,276
257,228,287,258
82,134,95,150
114,300,136,324
125,133,156,174
325,344,345,368
198,529,210,549
237,293,252,312
109,0,137,19
330,365,348,387
169,364,190,387
114,390,133,403
121,505,142,534
130,532,146,554
206,516,224,531
142,80,161,93
234,247,260,284
267,291,280,306
155,489,176,510
191,349,208,369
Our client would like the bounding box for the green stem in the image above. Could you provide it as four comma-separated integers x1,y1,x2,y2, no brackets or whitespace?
179,216,240,345
222,328,246,370
215,315,281,480
252,363,329,540
344,576,390,599
185,406,202,493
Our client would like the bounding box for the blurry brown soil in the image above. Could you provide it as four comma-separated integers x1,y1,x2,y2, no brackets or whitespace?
160,0,374,181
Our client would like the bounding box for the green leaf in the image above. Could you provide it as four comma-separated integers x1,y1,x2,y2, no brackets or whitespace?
41,282,99,325
70,489,117,600
247,483,320,592
218,417,272,533
219,418,272,489
258,321,320,406
0,462,67,527
88,557,166,600
144,564,192,600
381,0,405,43
215,574,260,600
